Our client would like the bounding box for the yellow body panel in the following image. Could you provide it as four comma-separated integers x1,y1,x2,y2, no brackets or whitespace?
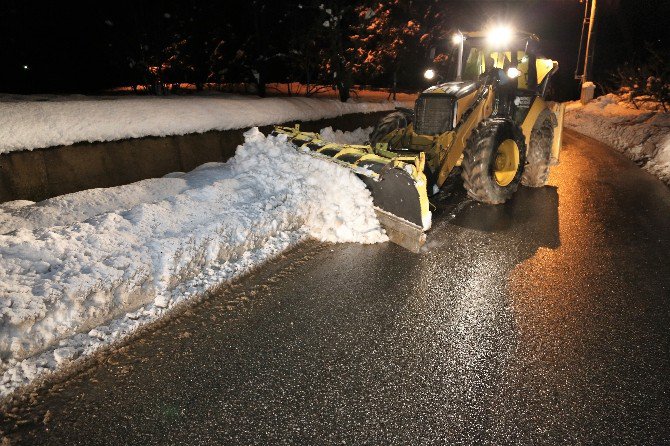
521,97,548,145
520,97,565,163
454,89,478,123
436,87,495,186
536,58,556,86
550,102,565,163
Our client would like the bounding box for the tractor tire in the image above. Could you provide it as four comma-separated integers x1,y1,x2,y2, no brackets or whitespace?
461,119,527,204
369,110,412,149
522,110,554,187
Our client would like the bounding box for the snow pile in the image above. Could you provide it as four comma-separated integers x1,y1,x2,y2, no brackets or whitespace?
0,94,409,154
0,178,191,234
319,126,373,145
0,128,386,397
565,94,670,185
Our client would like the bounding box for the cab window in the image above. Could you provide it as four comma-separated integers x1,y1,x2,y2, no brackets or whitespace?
461,48,515,80
462,47,484,80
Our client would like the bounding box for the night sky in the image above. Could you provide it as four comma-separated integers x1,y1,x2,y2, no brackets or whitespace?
0,0,666,99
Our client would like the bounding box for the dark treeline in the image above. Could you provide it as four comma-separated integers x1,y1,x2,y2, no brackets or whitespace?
0,0,452,99
0,0,666,100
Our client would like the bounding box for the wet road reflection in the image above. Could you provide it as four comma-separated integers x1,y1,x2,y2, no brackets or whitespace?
3,130,670,445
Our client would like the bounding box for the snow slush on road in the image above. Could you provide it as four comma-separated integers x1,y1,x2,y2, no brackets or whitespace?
0,128,386,397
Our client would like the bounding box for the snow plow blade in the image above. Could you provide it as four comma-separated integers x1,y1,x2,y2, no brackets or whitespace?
271,125,431,252
374,207,426,253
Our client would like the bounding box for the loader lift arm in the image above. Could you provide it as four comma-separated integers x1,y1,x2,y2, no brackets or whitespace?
272,126,431,252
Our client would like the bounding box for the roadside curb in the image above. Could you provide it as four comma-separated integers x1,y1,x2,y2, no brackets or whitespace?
0,111,388,203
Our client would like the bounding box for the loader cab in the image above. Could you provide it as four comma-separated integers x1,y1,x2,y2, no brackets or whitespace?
444,31,557,98
441,30,558,124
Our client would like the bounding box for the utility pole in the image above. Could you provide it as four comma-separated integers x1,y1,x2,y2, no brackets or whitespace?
582,0,597,83
575,0,597,102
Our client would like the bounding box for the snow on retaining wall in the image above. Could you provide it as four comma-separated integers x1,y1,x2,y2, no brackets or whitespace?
0,94,408,154
319,126,374,145
565,94,670,185
0,128,386,396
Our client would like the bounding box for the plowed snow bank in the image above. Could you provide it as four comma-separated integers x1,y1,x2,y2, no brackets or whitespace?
0,94,406,153
565,94,670,185
0,128,386,397
0,126,374,234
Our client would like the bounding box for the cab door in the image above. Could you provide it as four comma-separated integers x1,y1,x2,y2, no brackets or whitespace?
512,51,538,125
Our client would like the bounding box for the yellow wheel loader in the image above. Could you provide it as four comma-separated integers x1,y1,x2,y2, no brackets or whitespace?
272,28,565,252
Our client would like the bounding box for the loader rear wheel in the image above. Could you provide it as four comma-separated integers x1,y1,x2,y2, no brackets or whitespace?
522,110,554,187
369,110,412,149
461,119,527,204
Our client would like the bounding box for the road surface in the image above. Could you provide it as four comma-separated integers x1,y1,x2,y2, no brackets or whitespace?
2,130,670,445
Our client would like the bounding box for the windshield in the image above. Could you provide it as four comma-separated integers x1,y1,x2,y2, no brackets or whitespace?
462,48,514,80
444,37,528,82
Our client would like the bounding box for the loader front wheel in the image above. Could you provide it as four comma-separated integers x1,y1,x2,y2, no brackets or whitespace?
522,110,554,187
369,110,412,149
462,119,527,204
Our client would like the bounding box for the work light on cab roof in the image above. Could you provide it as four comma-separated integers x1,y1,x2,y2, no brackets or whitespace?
486,25,514,47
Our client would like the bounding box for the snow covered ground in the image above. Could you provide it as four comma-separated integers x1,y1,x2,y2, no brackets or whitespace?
565,94,670,185
0,93,409,154
319,126,373,145
0,127,385,398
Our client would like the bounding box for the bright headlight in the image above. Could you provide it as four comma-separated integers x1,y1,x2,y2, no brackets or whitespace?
424,69,436,80
506,67,521,78
452,33,463,45
486,26,513,47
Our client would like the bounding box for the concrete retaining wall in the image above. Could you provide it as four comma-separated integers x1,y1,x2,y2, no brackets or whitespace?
0,111,388,203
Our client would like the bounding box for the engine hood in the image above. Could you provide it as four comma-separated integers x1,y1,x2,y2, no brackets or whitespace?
422,81,479,98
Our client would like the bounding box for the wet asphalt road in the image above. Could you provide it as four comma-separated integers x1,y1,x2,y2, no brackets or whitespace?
2,129,670,445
